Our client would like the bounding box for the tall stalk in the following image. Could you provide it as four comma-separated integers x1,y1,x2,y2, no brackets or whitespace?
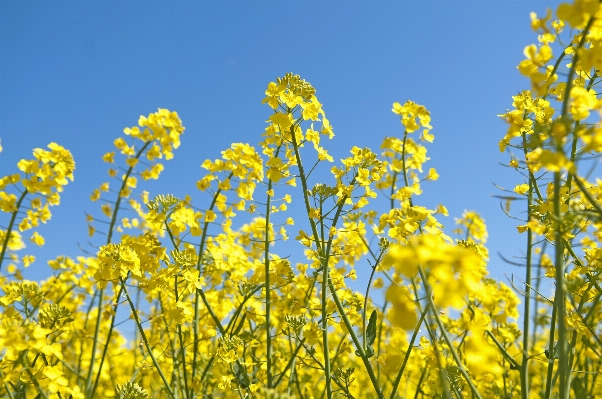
87,140,152,398
0,189,27,273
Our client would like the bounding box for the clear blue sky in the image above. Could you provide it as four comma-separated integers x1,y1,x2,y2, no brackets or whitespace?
1,1,563,293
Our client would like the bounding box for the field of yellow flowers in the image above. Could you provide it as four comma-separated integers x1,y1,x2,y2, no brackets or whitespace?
2,1,602,398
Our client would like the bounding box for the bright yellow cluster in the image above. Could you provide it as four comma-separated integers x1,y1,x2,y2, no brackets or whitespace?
497,2,602,399
197,143,264,208
383,234,486,309
261,73,334,183
0,143,75,275
88,109,184,238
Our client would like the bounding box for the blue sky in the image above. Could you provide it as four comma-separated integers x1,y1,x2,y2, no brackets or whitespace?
1,1,563,296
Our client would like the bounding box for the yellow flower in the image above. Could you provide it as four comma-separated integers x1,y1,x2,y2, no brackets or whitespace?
101,203,112,217
514,183,529,195
31,231,45,246
303,321,323,345
102,152,115,163
425,168,439,180
569,86,600,120
385,284,418,330
464,328,504,376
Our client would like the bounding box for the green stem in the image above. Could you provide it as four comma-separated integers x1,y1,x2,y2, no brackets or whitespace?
89,279,128,398
273,338,305,388
192,173,231,384
552,14,597,393
363,253,382,351
164,220,191,398
376,299,388,385
521,183,534,399
0,188,28,273
389,304,429,399
24,366,49,399
175,278,190,399
289,121,323,256
410,279,452,399
85,287,105,397
119,275,175,399
0,367,15,399
328,276,385,399
573,176,602,217
543,304,558,399
485,330,520,369
531,240,547,352
300,338,356,399
87,140,152,398
320,237,332,399
265,174,274,388
418,267,483,399
288,120,334,397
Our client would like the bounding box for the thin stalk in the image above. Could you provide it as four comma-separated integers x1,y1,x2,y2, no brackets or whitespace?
520,183,534,399
0,367,15,399
418,267,484,399
78,289,97,379
327,277,385,399
573,176,602,217
289,120,323,255
164,223,191,398
410,279,451,399
286,356,297,398
288,120,332,397
89,279,128,398
389,303,429,399
87,140,151,398
0,188,28,273
543,304,558,399
320,241,332,399
485,330,520,369
531,240,547,351
363,254,382,350
412,369,427,399
23,366,49,399
119,275,175,399
175,278,190,399
265,176,274,388
191,173,232,384
273,338,306,388
553,14,597,395
85,288,105,398
376,299,388,386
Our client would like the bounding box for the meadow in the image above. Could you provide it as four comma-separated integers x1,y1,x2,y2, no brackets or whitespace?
1,1,602,398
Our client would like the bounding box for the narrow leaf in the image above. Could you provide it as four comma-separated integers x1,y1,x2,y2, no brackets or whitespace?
366,310,377,347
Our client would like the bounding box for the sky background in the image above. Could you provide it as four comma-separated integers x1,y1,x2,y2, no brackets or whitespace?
1,1,566,325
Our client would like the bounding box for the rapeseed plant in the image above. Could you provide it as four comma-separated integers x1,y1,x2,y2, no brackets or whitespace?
2,2,602,398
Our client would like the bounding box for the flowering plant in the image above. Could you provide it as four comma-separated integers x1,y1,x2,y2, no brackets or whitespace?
2,2,602,398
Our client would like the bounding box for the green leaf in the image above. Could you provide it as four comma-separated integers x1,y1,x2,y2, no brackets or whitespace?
354,311,378,358
233,362,250,388
232,312,246,335
366,310,377,347
544,341,559,359
355,348,374,358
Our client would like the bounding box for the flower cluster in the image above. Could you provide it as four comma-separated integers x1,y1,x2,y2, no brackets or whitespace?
88,108,184,238
0,143,75,275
